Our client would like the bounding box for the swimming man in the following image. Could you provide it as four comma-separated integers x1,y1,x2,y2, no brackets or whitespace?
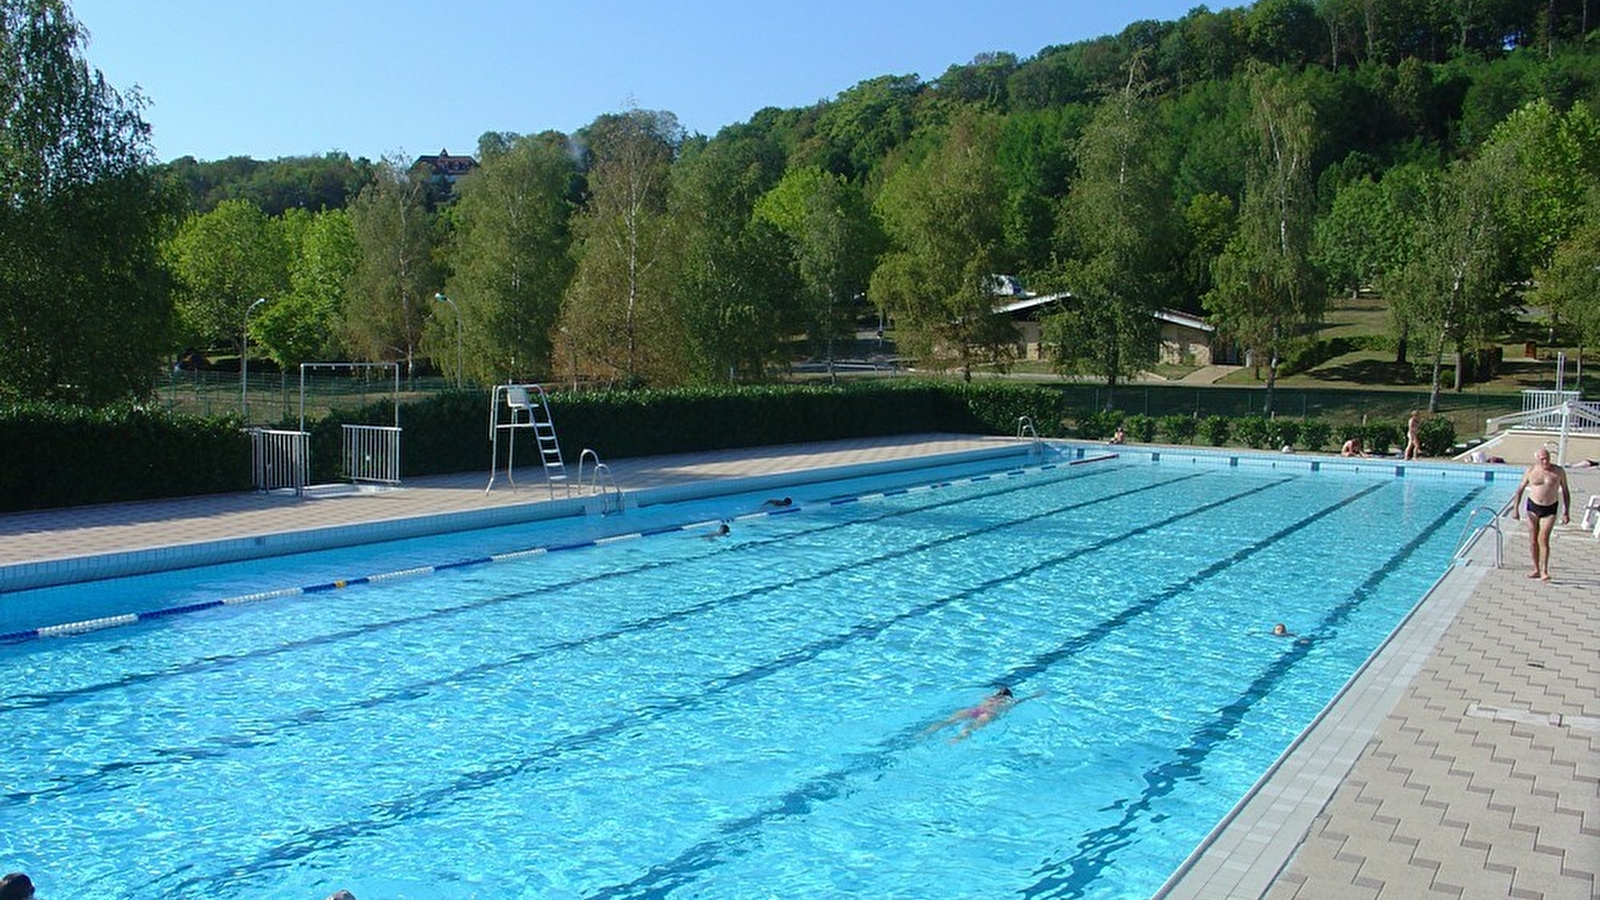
1510,447,1570,581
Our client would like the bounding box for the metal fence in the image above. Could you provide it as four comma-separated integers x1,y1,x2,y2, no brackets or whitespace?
248,428,309,493
342,424,402,485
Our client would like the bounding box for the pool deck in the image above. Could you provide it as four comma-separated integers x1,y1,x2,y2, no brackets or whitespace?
1,434,1596,899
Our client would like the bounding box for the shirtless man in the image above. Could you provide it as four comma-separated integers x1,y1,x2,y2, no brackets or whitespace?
1510,448,1571,581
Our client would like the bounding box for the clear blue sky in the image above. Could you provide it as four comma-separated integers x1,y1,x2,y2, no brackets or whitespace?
71,0,1220,164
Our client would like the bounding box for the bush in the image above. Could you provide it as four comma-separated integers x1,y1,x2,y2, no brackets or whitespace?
1125,414,1158,443
1198,415,1231,446
1418,416,1456,457
1076,409,1122,441
1361,422,1402,455
1234,415,1272,449
1299,419,1332,451
1160,414,1197,444
1266,418,1301,450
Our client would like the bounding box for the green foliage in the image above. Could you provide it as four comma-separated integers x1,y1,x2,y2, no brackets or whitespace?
0,402,248,510
1233,414,1272,448
1124,414,1158,443
0,0,182,405
1075,409,1122,440
1417,416,1455,457
1299,418,1332,451
1361,421,1401,454
1198,415,1231,446
1265,417,1300,449
1159,414,1198,444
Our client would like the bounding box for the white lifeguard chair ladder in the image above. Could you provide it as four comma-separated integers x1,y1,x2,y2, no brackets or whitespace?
486,384,567,495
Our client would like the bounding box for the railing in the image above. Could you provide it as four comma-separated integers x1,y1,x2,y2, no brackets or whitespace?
1453,506,1503,569
1518,390,1583,427
342,424,402,485
249,428,309,494
577,448,622,514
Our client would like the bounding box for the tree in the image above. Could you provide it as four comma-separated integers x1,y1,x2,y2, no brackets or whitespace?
1386,160,1507,410
1204,65,1327,414
443,131,579,384
558,109,682,387
755,166,884,382
343,158,439,378
1041,63,1168,405
254,207,358,369
870,111,1017,381
666,134,796,384
1529,189,1600,361
165,199,289,354
0,0,181,403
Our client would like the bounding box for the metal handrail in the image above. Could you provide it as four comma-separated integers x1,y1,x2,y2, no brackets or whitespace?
577,448,622,514
1453,505,1504,569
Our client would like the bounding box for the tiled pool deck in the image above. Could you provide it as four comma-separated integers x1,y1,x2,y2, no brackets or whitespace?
1,434,1595,899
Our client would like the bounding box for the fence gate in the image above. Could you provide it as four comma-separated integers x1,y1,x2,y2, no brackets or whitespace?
342,424,402,485
300,362,403,486
249,428,310,493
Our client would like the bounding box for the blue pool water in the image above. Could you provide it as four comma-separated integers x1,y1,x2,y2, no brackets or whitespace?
0,450,1511,900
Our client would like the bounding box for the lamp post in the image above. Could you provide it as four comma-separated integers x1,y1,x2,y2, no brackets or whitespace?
435,293,463,389
242,297,267,422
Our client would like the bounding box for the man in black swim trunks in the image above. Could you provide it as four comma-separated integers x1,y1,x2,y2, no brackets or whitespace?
1510,447,1570,581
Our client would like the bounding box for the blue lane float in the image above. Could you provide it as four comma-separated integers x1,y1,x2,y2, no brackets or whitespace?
1,453,1118,644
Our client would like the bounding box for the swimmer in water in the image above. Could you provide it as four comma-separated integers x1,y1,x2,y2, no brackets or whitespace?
924,686,1032,743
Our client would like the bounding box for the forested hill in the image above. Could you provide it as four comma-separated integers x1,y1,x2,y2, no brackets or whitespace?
5,0,1599,409
173,2,1600,217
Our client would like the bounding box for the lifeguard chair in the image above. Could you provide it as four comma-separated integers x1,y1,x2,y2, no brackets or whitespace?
486,384,567,495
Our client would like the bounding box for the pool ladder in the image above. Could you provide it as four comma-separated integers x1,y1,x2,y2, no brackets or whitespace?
577,449,623,516
1453,505,1504,569
1016,416,1044,457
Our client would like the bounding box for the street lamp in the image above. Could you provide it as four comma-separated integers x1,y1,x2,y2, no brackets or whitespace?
242,297,267,422
435,293,463,389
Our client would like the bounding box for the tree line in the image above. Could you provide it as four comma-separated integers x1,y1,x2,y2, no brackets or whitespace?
3,0,1599,414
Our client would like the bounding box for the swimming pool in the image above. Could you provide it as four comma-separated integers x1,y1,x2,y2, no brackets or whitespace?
0,449,1512,899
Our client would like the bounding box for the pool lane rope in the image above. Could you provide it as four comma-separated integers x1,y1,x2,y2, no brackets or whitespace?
2,453,1115,644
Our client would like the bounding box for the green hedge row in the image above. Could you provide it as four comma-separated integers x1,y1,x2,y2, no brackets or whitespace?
0,382,1460,513
0,403,250,511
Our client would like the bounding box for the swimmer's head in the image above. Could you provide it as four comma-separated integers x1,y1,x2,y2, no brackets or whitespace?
1272,623,1288,636
996,685,1013,698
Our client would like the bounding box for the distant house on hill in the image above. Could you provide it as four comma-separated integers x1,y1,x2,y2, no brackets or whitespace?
411,149,478,185
992,290,1220,365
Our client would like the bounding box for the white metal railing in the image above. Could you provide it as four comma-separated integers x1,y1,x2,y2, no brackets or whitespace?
1488,399,1600,434
1519,390,1582,427
577,448,622,515
1453,506,1503,569
249,428,309,494
342,424,402,485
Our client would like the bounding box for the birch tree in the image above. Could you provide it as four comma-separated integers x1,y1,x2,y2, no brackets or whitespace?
1204,65,1325,414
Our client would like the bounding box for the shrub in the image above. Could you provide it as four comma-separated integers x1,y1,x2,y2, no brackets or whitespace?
1076,409,1122,441
1125,414,1158,443
1198,415,1230,446
1299,419,1333,451
1418,416,1456,457
1160,414,1197,444
1266,418,1301,450
1233,415,1272,449
1362,422,1402,455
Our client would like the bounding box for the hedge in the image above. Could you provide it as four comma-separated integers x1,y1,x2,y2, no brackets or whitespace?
0,383,1458,513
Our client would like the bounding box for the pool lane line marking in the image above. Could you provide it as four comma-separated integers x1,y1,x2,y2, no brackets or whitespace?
1028,483,1488,899
593,476,1480,900
0,454,1114,644
0,463,1131,726
157,468,1248,896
